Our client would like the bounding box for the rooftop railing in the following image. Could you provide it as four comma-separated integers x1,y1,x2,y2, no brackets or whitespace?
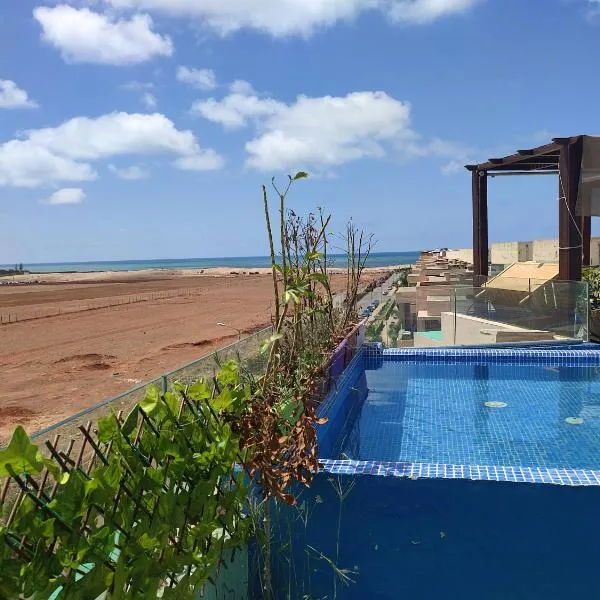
393,280,589,348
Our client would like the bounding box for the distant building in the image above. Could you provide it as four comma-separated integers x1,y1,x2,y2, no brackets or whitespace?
447,238,600,268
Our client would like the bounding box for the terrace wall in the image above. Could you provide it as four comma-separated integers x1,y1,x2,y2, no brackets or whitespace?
491,241,533,265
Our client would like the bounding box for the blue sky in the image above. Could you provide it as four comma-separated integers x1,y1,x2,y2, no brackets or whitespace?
1,0,599,263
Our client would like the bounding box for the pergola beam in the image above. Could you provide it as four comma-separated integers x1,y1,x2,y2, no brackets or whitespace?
557,136,584,281
472,170,488,281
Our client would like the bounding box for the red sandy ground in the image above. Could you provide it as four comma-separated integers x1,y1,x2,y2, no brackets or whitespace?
0,272,381,440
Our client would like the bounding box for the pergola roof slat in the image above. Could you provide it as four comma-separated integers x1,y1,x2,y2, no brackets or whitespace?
465,140,564,172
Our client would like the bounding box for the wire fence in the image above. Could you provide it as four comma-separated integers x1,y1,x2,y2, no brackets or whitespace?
0,287,206,325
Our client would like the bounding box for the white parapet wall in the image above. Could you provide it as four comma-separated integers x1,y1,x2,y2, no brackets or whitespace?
446,238,600,267
532,239,559,264
531,237,600,266
491,241,533,265
590,237,600,266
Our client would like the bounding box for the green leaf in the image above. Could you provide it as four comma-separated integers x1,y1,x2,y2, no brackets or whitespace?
211,388,234,411
86,460,122,504
67,563,111,600
188,380,211,400
217,361,239,387
97,413,120,443
0,426,44,477
162,391,179,417
283,289,301,304
260,333,283,354
277,399,304,425
293,171,309,180
140,385,160,415
121,405,139,437
138,532,160,551
48,469,86,522
305,252,324,261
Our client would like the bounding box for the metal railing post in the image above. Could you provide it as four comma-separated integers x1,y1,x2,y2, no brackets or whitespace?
453,287,457,345
528,278,532,331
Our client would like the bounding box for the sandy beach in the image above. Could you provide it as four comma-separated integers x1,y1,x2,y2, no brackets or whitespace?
0,267,397,439
2,265,409,284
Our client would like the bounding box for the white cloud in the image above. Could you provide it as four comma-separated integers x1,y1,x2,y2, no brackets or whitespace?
0,140,97,187
34,5,173,65
388,0,480,24
27,112,199,160
440,159,466,175
173,150,225,171
42,188,86,205
0,111,223,187
177,66,217,90
246,92,412,170
108,164,149,179
142,92,157,108
229,80,256,95
0,80,38,109
195,88,411,171
101,0,480,36
191,93,281,129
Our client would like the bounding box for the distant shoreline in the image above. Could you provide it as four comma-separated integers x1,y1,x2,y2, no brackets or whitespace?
0,252,420,275
2,264,413,285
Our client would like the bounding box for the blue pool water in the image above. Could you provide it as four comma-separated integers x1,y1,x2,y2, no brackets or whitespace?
342,361,600,471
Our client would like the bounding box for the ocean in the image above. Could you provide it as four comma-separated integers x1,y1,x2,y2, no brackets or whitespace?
1,252,419,274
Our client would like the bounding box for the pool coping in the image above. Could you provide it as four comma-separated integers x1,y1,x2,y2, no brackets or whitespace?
318,459,600,487
318,344,600,488
365,345,600,366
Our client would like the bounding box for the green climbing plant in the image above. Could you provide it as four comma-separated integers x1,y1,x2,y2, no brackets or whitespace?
0,362,251,599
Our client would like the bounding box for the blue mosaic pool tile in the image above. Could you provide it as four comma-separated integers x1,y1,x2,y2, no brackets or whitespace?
318,459,600,486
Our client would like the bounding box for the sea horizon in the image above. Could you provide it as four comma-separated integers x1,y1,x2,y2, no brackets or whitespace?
1,251,420,274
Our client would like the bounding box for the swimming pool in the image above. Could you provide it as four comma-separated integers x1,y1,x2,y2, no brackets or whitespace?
319,345,600,485
341,360,600,471
265,345,600,599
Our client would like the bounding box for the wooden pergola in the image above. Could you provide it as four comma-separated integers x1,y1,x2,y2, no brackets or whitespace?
465,135,587,282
